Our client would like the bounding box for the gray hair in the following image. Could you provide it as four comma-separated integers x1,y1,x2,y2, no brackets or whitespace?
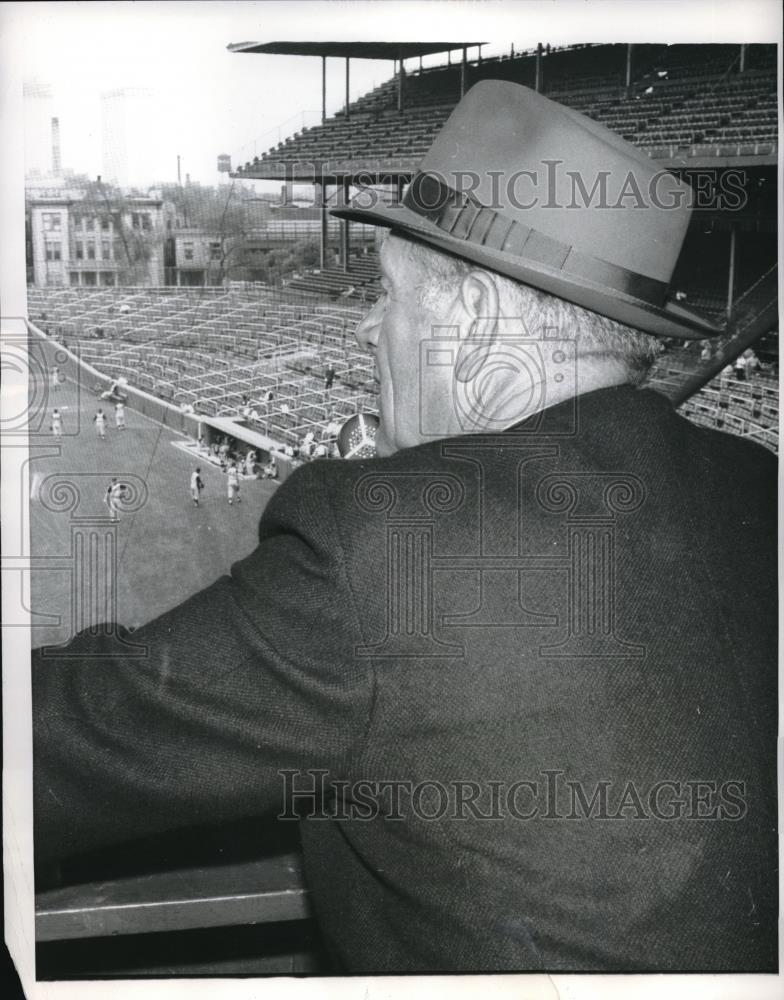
393,235,663,384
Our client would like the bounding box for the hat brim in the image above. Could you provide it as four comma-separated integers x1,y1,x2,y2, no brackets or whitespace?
332,202,723,341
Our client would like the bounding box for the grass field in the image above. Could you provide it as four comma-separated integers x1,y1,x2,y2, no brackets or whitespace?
30,373,279,649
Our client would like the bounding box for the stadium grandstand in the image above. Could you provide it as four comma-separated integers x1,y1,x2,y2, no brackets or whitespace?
234,42,777,175
28,284,376,454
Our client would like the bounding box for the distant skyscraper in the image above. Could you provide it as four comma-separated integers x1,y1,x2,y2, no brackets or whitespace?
51,117,62,175
101,87,156,188
24,79,56,177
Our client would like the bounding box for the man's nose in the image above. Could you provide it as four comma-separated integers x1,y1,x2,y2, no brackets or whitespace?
354,298,383,352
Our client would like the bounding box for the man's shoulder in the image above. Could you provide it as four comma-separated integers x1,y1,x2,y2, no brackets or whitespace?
275,440,463,498
263,442,466,539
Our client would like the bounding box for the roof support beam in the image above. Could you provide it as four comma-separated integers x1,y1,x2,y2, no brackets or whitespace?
345,57,350,118
461,46,467,96
321,56,326,124
727,225,737,318
315,181,328,269
535,42,543,92
397,58,405,112
340,178,350,271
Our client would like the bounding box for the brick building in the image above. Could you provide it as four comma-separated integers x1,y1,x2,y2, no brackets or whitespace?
28,189,168,288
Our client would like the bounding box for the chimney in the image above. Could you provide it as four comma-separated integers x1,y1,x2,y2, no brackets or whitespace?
51,116,61,175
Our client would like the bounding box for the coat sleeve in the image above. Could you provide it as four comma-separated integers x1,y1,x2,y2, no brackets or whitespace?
33,461,373,865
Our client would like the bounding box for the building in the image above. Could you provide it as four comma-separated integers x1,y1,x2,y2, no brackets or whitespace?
168,229,227,286
28,189,168,288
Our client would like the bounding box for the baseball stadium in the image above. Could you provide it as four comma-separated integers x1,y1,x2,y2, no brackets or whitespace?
28,38,778,977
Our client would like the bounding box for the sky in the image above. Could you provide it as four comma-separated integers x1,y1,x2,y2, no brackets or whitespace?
3,0,780,191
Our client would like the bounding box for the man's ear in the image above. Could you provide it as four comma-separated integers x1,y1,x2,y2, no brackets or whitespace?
455,270,500,384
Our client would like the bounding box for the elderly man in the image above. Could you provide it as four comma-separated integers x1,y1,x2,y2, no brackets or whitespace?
33,82,776,973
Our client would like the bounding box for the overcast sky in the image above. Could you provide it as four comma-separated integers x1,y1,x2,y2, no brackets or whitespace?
2,0,781,189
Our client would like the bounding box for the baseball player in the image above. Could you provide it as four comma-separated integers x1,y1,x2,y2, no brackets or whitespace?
104,478,124,523
190,467,204,507
227,462,241,506
94,408,107,440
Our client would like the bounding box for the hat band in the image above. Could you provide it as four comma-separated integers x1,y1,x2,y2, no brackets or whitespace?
402,171,669,308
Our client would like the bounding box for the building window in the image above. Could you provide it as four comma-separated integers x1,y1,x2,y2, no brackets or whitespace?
183,242,194,261
101,218,112,232
101,272,116,286
82,271,97,286
42,212,62,232
45,241,61,261
72,215,82,231
209,242,221,261
85,217,95,231
132,213,140,230
141,213,152,231
87,241,96,260
101,240,111,260
75,241,83,260
70,272,80,286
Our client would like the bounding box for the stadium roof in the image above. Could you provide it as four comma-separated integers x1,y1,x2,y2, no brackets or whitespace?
227,41,485,60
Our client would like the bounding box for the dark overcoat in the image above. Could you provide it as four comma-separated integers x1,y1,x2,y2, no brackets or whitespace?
33,385,778,972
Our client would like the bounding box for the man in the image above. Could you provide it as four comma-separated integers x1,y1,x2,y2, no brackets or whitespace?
300,431,315,459
115,400,126,431
104,478,124,523
261,452,278,479
227,461,241,506
93,407,107,440
190,466,204,508
101,378,120,400
218,436,230,470
32,82,776,973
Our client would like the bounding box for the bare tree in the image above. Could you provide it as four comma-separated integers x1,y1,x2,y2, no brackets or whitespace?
161,181,250,284
83,179,159,285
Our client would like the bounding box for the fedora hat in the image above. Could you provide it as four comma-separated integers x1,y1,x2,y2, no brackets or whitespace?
332,80,722,340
